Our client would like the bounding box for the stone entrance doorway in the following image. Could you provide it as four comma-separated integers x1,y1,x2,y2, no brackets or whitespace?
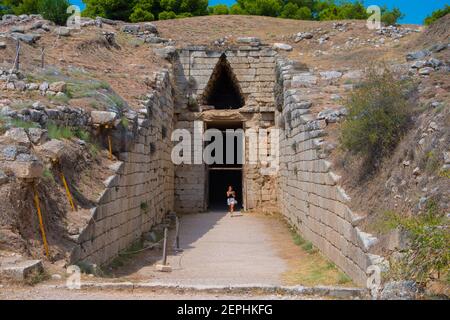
205,121,244,210
208,169,242,211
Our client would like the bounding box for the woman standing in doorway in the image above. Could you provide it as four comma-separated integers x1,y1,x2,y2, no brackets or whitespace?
226,185,237,214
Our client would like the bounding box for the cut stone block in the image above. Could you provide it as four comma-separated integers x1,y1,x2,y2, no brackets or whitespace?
0,259,43,281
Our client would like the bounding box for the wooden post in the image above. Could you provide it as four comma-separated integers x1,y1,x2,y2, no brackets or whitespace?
41,46,45,69
14,40,20,71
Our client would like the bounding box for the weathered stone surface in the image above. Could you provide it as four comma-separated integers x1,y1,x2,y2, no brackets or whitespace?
320,71,343,80
153,46,177,60
54,27,71,36
39,82,49,92
418,67,434,75
121,24,140,33
0,41,7,49
7,156,43,179
0,169,8,185
91,111,117,125
237,37,260,44
49,81,66,93
10,33,40,44
406,50,430,61
273,43,293,51
4,128,30,147
28,128,49,145
142,22,158,33
0,259,44,281
39,139,65,159
380,281,418,300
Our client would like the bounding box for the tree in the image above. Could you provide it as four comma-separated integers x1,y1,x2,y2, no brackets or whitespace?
37,0,70,25
158,10,176,20
83,0,134,21
229,3,246,14
381,6,403,26
424,5,450,25
130,7,154,22
280,3,311,20
209,4,229,15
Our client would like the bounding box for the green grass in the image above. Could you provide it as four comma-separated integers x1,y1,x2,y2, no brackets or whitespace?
74,128,91,142
43,168,55,183
88,143,100,158
337,273,352,284
10,119,39,130
291,231,306,246
120,116,129,128
424,151,442,174
49,93,71,104
106,239,144,273
302,241,318,254
25,269,50,286
47,123,75,140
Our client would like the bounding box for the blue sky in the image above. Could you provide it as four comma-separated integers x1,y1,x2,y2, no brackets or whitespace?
70,0,449,24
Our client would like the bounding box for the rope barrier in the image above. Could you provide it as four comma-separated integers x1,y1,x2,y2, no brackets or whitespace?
32,183,50,258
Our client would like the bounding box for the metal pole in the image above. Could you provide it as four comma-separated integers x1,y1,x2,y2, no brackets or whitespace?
162,227,168,265
175,216,180,250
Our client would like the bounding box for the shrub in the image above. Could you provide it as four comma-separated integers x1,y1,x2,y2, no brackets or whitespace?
209,4,229,15
424,5,450,25
37,0,70,26
340,67,412,170
381,7,403,26
280,3,311,20
129,7,155,22
158,10,176,20
385,201,449,286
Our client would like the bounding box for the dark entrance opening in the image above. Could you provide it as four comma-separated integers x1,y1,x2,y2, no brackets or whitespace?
206,121,243,211
208,169,242,211
202,54,244,109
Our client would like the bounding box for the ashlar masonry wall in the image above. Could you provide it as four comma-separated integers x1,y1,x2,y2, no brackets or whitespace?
70,70,175,266
275,58,383,286
173,46,278,213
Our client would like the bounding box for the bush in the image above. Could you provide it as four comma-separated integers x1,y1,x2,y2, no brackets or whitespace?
129,7,155,22
280,3,311,20
37,0,70,26
384,201,449,286
158,10,176,20
209,4,229,15
381,7,403,26
340,67,412,169
424,5,450,25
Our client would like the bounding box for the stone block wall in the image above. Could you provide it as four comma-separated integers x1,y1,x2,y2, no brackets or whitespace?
275,58,382,286
174,46,277,111
70,70,175,266
173,120,206,214
172,46,278,213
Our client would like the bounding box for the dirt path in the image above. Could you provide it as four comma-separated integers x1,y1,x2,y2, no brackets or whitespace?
111,211,288,286
101,210,352,288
